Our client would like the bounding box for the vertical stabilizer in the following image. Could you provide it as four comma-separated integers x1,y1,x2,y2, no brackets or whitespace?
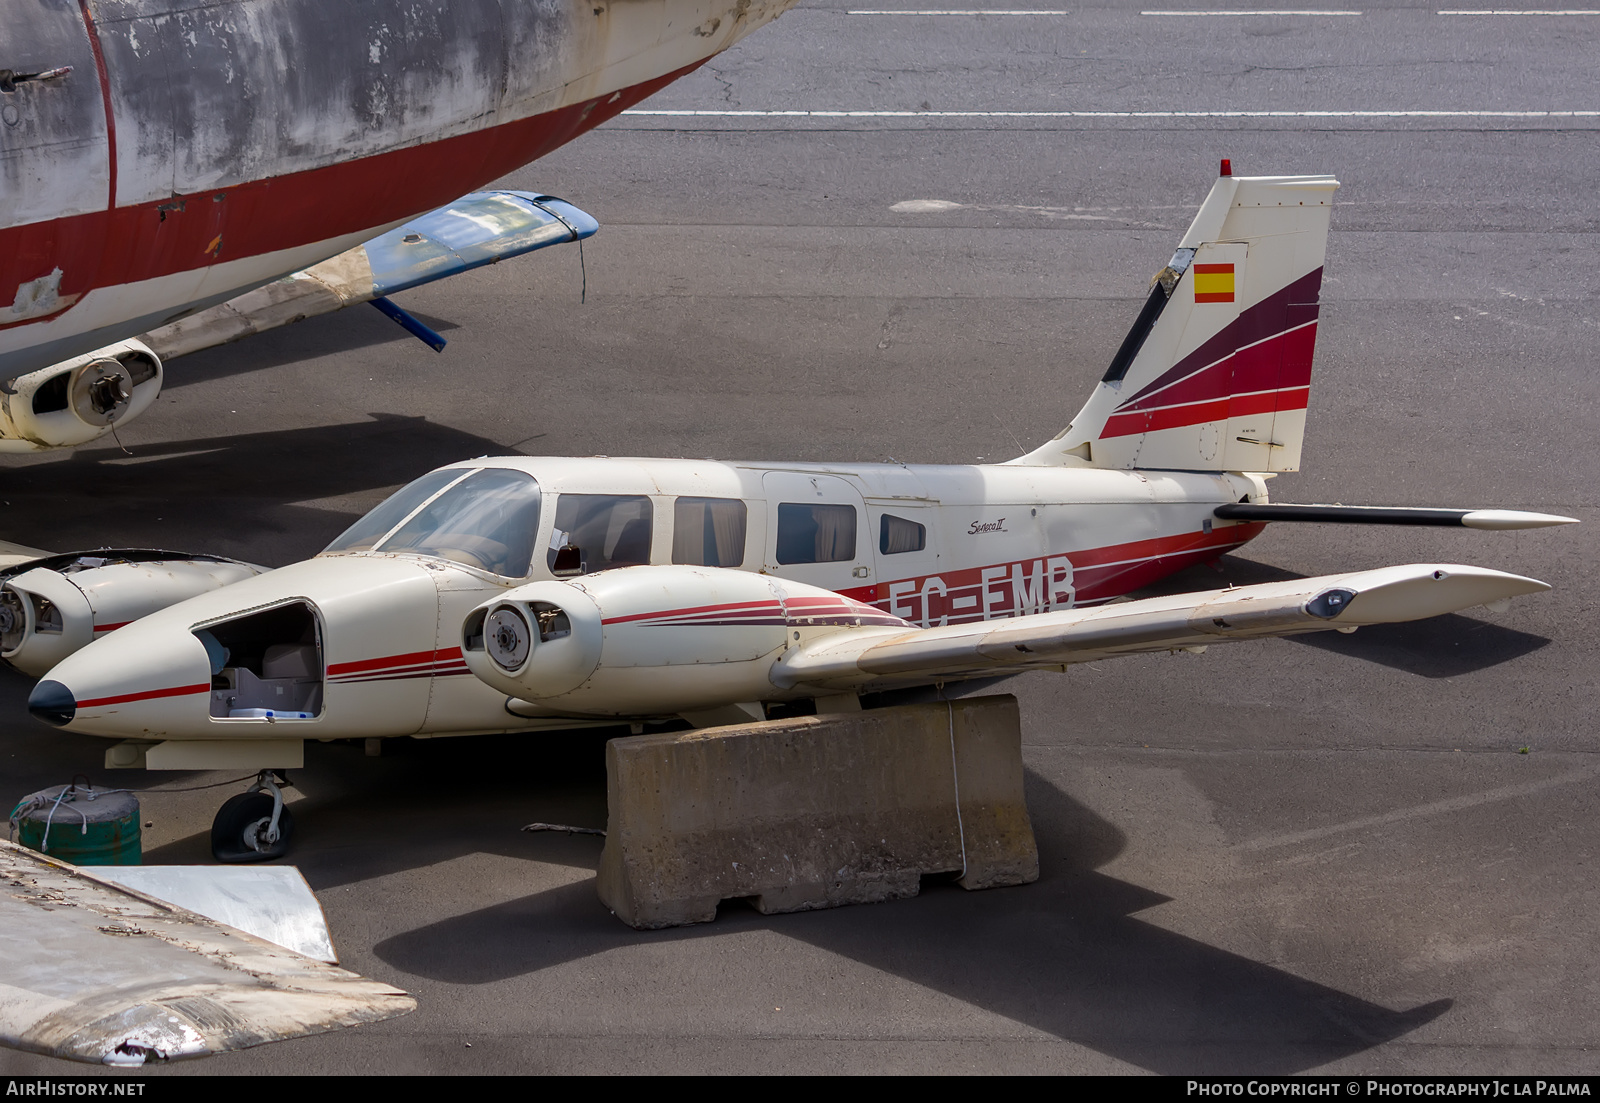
1016,169,1338,473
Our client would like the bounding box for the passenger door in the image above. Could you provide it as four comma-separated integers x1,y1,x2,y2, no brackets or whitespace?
761,471,871,593
867,500,945,627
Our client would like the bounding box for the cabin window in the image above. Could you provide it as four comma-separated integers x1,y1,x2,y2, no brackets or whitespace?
547,494,653,575
879,513,926,555
377,468,543,577
672,497,747,568
776,502,857,565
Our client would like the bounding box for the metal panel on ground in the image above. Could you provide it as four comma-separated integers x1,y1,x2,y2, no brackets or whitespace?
0,838,413,1066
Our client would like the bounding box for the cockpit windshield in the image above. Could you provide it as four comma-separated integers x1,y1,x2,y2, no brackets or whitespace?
322,469,467,554
322,468,541,577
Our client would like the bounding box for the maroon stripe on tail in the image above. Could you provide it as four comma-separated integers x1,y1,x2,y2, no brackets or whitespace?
1099,322,1319,437
1111,268,1324,414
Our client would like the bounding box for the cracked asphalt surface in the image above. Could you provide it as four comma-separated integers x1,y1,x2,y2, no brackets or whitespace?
0,2,1596,1076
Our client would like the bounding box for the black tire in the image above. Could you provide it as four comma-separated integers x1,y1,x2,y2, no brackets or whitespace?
211,792,294,863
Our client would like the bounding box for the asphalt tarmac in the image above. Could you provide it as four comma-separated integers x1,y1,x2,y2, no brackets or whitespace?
2,1,1596,1076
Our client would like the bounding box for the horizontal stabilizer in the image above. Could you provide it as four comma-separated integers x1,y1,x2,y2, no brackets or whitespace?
1215,503,1578,530
772,563,1547,689
0,838,413,1065
141,191,598,360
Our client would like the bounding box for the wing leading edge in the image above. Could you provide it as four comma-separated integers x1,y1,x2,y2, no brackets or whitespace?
772,564,1548,689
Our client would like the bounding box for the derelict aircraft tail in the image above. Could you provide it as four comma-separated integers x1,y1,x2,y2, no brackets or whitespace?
1017,163,1337,474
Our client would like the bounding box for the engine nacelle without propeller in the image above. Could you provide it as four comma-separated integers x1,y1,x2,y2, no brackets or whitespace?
0,339,163,452
1,552,265,676
461,565,910,717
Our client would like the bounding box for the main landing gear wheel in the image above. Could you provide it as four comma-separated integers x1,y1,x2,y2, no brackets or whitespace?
211,771,295,862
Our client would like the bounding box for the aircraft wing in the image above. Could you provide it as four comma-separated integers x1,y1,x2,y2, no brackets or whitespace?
0,838,414,1066
772,563,1548,690
140,191,598,360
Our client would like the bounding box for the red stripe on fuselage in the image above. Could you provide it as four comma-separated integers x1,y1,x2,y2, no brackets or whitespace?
1069,524,1261,570
332,666,468,685
603,599,783,626
836,523,1266,624
327,646,463,677
78,682,210,709
603,594,912,630
0,60,705,331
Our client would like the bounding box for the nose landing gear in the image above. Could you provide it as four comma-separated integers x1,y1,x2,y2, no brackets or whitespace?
211,770,295,863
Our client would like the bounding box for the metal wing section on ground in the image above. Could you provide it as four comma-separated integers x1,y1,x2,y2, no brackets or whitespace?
90,865,339,964
0,839,414,1066
772,564,1549,690
140,191,598,359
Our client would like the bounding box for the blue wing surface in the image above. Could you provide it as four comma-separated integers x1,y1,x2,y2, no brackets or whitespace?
363,191,598,297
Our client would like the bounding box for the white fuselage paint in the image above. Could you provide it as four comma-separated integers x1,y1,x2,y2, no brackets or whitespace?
42,455,1266,747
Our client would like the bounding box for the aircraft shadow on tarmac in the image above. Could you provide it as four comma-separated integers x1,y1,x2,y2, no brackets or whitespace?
198,732,1458,1076
1155,556,1550,679
0,414,512,565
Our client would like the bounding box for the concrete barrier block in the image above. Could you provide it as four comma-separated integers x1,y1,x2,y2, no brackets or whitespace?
596,694,1039,929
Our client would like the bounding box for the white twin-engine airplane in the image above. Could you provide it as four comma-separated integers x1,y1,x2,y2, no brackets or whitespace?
18,166,1574,860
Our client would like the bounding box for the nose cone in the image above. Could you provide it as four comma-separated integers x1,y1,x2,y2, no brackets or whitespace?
36,610,215,738
29,679,76,727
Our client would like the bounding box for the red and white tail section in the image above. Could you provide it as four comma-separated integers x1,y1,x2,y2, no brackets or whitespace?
1018,167,1338,473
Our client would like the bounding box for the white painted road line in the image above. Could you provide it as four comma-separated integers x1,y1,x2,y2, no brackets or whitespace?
846,9,1072,13
1140,9,1362,14
1437,8,1600,12
623,109,1600,118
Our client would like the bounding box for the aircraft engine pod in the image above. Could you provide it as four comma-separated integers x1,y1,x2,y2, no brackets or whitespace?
0,340,163,452
1,553,265,677
1,569,93,677
463,581,606,702
463,566,907,717
485,606,533,672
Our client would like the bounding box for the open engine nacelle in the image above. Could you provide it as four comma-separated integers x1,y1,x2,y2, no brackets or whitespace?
1,552,265,677
461,565,907,717
0,339,163,452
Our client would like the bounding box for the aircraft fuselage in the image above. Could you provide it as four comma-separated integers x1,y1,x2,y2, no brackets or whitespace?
34,455,1269,749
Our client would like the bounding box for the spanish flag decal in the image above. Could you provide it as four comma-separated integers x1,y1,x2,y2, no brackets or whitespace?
1193,263,1235,304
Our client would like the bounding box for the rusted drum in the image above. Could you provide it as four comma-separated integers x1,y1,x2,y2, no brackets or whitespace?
10,785,140,865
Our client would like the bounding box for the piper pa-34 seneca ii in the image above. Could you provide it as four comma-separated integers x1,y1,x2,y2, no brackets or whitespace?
20,166,1575,860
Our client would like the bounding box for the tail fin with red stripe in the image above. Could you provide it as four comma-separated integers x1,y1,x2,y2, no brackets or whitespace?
1017,168,1339,473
